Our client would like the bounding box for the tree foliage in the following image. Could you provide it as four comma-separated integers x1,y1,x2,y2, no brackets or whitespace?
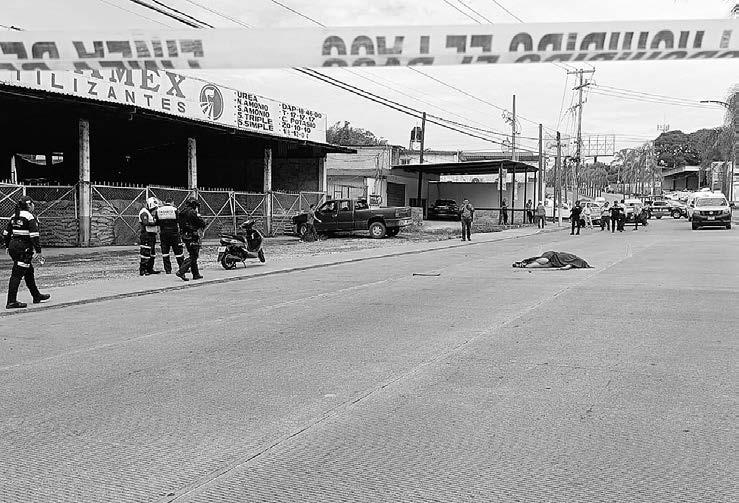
326,121,387,146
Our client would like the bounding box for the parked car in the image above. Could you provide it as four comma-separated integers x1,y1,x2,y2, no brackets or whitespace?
544,200,571,220
292,198,413,238
649,200,672,219
427,199,460,220
622,198,644,222
668,200,688,219
687,191,732,230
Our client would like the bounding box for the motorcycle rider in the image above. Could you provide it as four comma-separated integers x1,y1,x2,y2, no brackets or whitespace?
155,199,185,274
3,196,50,309
176,196,206,281
138,197,161,276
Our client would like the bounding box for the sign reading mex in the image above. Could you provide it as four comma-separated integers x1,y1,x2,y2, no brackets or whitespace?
0,68,327,143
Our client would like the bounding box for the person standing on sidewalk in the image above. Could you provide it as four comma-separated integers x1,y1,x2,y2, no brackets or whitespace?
525,199,533,224
570,201,583,235
138,197,161,276
176,197,206,281
582,203,593,229
155,200,185,274
3,196,50,309
498,199,508,225
536,201,546,229
302,204,320,242
459,197,474,241
600,201,611,231
609,202,621,233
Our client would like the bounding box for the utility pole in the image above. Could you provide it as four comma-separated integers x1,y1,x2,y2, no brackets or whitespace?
568,69,595,202
538,124,543,204
416,112,426,214
511,95,516,222
556,131,562,226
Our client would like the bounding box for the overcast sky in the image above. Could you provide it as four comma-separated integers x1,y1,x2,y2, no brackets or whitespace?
4,0,738,156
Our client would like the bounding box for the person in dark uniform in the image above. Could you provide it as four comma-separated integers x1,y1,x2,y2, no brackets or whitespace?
155,200,185,274
138,197,161,276
176,197,206,281
570,201,583,235
3,196,50,309
609,202,622,233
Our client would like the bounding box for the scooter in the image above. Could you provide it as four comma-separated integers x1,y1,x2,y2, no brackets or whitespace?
217,220,266,269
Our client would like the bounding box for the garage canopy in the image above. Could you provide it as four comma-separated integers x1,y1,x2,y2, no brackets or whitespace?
393,159,539,175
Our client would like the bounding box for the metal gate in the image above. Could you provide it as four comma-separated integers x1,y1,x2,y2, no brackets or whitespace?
198,189,234,239
91,184,147,246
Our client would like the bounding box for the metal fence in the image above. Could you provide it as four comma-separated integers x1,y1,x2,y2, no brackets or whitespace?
1,182,324,245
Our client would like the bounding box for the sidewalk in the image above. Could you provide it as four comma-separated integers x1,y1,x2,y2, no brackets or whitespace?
0,226,566,317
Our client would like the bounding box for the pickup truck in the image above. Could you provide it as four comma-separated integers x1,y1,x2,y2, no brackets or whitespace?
292,199,413,238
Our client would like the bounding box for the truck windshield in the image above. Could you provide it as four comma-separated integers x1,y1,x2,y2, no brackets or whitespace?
695,198,727,207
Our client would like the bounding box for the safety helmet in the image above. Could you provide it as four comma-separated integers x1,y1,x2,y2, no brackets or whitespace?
185,196,200,208
146,197,160,210
17,195,34,210
241,219,255,229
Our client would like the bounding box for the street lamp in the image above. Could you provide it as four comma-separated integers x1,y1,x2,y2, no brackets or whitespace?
700,99,736,201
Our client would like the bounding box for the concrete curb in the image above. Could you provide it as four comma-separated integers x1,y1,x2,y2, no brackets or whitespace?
1,227,566,317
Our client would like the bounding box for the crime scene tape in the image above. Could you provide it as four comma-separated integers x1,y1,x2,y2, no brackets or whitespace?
0,19,735,71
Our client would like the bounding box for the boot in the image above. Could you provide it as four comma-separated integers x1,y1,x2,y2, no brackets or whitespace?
6,265,25,309
163,256,172,274
147,257,161,274
24,266,49,303
191,261,203,280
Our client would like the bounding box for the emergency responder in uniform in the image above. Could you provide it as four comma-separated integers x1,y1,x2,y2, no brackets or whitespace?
155,200,185,274
138,197,161,276
3,196,50,309
176,196,206,281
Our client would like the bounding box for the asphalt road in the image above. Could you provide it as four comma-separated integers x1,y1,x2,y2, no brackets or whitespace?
1,219,735,503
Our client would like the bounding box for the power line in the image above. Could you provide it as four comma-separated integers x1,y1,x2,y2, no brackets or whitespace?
126,0,206,27
95,0,174,27
147,0,213,27
266,0,326,27
180,0,252,28
588,89,717,110
591,84,713,106
456,0,495,23
294,68,538,151
439,0,481,23
487,0,523,22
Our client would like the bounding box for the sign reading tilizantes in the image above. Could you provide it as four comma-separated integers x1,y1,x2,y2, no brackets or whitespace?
0,20,735,71
0,69,326,143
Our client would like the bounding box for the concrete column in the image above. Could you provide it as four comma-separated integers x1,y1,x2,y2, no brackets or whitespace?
78,118,91,247
263,147,273,236
187,137,197,197
10,154,18,184
317,156,327,193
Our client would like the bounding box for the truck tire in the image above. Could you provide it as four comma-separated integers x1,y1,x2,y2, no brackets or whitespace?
726,222,732,230
691,222,699,230
369,221,387,239
296,223,307,238
656,215,662,219
672,211,681,219
386,227,400,237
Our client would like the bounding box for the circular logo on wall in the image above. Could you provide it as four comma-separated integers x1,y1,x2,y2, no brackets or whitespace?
199,84,224,121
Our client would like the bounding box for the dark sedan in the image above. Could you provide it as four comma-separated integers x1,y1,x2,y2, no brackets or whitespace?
427,199,460,220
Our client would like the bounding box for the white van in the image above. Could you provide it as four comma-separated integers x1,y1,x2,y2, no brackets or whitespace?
687,191,732,230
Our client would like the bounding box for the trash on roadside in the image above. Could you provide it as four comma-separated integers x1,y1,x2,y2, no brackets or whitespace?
413,272,441,277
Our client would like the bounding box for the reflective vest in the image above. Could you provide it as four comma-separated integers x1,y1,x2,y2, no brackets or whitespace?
138,208,158,233
156,204,179,233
